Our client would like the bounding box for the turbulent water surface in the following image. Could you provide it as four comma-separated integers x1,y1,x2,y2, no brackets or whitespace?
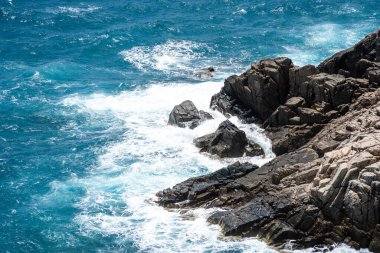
1,0,379,252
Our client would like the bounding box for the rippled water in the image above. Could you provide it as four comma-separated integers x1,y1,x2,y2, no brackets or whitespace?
0,1,379,252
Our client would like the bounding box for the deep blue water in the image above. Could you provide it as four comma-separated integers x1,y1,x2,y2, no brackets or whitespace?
1,1,379,252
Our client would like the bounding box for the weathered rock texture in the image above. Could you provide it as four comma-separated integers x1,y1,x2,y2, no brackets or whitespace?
158,29,380,251
210,57,294,122
168,100,213,129
158,89,380,250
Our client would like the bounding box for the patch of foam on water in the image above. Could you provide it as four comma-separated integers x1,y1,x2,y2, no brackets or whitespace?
281,23,366,66
233,8,247,15
305,23,358,50
52,5,101,15
119,40,214,75
281,45,320,66
60,81,279,252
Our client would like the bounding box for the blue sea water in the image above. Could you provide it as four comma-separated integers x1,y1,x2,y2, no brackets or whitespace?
0,0,379,252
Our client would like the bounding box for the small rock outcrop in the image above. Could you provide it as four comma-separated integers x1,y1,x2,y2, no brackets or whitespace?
168,100,213,129
193,120,263,158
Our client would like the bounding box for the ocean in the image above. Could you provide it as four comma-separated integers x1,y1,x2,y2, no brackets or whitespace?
0,0,379,252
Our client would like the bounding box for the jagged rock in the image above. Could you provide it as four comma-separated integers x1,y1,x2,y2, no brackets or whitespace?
211,57,293,121
318,29,379,77
210,89,258,123
193,120,263,158
158,83,380,250
159,30,380,251
168,100,213,129
156,162,258,207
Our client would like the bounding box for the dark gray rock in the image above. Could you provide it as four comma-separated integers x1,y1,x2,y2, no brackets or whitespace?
156,162,259,207
245,142,264,157
168,100,213,129
195,66,215,78
211,57,293,121
194,120,249,158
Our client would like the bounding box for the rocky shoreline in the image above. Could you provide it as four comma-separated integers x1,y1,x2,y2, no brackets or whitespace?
157,29,380,251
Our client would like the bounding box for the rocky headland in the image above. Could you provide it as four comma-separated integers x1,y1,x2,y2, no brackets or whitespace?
157,29,380,251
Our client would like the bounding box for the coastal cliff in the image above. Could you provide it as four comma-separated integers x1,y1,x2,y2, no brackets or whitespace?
157,29,380,251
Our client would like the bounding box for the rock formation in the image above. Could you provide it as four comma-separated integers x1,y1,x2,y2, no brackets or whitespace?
158,29,380,251
194,120,264,158
210,57,293,122
168,100,213,129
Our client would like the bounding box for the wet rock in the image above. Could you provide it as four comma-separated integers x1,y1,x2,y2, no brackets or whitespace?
245,142,264,157
195,66,215,78
156,162,259,207
168,100,213,129
194,120,263,158
194,120,248,158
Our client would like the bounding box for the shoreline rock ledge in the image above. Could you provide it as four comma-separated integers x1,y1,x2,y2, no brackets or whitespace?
157,29,380,251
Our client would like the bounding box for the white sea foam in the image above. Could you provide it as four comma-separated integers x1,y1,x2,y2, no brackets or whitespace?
233,8,247,15
281,45,319,66
282,23,364,66
60,81,365,252
60,81,278,252
305,23,358,50
119,40,214,75
49,6,101,15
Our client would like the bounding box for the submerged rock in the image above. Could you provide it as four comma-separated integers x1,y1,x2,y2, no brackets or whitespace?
194,66,215,78
168,100,213,129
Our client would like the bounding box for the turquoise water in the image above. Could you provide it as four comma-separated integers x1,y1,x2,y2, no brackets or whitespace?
0,1,379,252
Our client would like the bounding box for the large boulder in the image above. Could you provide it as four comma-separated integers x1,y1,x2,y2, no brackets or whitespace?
193,120,263,158
211,57,294,121
168,100,212,129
